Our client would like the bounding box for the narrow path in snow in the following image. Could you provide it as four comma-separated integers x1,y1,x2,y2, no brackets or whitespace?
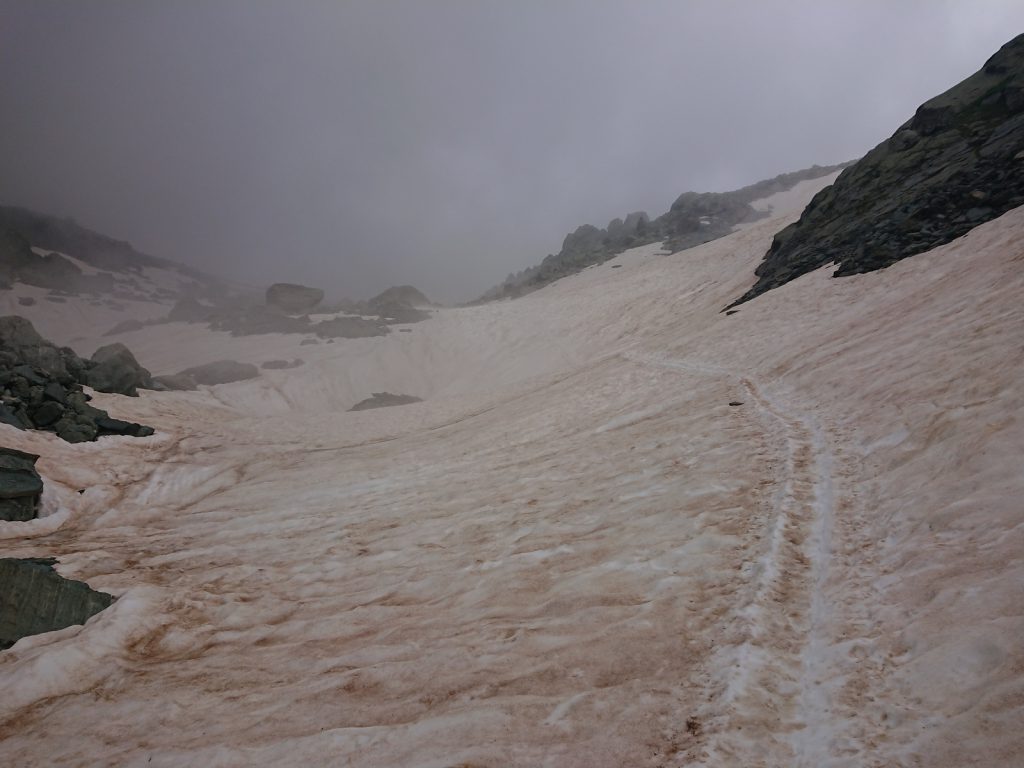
624,351,840,766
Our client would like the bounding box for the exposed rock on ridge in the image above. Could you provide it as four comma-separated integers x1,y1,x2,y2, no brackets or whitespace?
731,33,1024,306
478,163,852,302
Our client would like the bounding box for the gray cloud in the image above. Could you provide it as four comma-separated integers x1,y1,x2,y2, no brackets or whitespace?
2,1,1022,302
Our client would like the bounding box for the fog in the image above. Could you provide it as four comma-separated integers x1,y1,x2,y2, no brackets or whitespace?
1,1,1022,302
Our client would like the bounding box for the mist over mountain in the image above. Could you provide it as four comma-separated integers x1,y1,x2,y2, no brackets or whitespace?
2,6,1024,768
3,3,1024,301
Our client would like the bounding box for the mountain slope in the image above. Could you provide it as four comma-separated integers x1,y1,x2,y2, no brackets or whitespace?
732,32,1024,306
1,175,1022,766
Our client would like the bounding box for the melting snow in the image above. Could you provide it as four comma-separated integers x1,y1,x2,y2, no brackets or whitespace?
1,176,1023,766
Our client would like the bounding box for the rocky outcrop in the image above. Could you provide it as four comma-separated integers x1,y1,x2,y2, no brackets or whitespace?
176,360,259,386
266,283,324,313
477,162,852,302
0,316,155,442
0,447,42,522
731,33,1024,307
348,392,423,411
0,558,115,650
87,343,154,397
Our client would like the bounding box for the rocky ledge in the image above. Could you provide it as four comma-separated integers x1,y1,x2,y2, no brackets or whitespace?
732,33,1024,306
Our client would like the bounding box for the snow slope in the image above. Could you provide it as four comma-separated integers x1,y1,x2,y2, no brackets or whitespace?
1,173,1022,767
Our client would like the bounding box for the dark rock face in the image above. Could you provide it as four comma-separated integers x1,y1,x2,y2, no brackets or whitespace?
348,392,423,411
266,283,324,313
732,33,1024,307
0,558,115,650
0,316,155,441
176,360,259,385
0,447,42,522
87,343,155,396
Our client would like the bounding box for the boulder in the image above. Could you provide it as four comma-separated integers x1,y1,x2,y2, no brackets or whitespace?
266,283,324,313
0,447,42,522
94,416,155,438
0,315,45,348
87,343,154,396
0,317,155,442
176,360,259,386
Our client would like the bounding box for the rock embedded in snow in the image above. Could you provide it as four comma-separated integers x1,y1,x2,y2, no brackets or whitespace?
208,304,313,337
0,446,42,522
176,359,259,385
348,392,423,411
313,316,388,339
87,342,155,397
0,558,115,651
265,282,324,313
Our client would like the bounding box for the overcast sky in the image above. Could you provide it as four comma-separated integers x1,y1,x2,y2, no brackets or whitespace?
1,2,1022,302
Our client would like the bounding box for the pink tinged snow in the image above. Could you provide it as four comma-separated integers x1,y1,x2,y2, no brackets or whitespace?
0,174,1022,766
